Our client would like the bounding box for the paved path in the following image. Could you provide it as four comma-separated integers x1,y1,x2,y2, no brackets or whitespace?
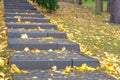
4,0,116,80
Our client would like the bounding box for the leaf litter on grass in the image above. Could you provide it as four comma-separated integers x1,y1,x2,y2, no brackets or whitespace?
0,1,17,80
31,1,120,79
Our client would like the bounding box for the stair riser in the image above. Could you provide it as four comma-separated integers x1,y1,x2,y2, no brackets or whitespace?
8,39,80,51
4,6,34,9
7,30,67,39
4,7,35,10
11,60,72,70
13,71,117,80
5,10,39,14
6,23,57,29
5,13,44,18
4,0,28,4
4,3,28,4
6,18,50,23
4,4,33,7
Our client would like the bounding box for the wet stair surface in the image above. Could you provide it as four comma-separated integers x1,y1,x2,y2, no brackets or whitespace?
4,0,117,80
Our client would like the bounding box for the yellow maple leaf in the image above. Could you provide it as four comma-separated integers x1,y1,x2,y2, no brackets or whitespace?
11,64,21,73
0,72,5,80
21,33,28,39
61,47,66,51
47,78,52,80
87,67,96,71
0,59,4,67
21,70,28,74
17,17,21,22
63,66,72,73
14,16,21,18
24,47,30,52
51,65,57,72
81,63,88,71
74,66,83,72
48,49,53,52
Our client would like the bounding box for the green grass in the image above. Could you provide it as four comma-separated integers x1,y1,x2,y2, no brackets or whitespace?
82,0,107,11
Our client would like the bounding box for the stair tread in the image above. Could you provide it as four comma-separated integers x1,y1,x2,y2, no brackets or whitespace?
10,51,99,69
8,29,67,39
8,38,80,51
13,70,117,80
6,23,57,29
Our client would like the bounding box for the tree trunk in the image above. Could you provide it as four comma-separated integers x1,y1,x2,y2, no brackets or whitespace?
100,0,103,12
77,0,82,5
69,0,74,4
110,0,120,24
107,0,112,12
95,0,103,15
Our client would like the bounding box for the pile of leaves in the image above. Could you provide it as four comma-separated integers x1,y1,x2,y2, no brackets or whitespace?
31,1,120,79
0,1,11,80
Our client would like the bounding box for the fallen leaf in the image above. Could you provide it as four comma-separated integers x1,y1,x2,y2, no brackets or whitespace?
11,64,21,73
51,65,57,72
24,47,30,52
21,33,28,39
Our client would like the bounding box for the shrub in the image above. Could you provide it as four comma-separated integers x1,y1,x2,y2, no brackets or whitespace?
33,0,59,11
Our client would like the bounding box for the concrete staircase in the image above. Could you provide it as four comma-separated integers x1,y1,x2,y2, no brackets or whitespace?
4,0,117,79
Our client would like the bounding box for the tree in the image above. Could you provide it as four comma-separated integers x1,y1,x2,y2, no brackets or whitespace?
95,0,103,15
110,0,120,24
107,0,110,12
77,0,82,5
69,0,74,4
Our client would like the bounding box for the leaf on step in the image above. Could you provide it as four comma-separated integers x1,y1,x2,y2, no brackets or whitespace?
21,33,28,39
10,64,21,73
21,70,28,74
47,78,52,80
37,27,45,31
63,66,72,73
51,65,57,72
24,47,30,52
48,49,53,52
17,18,21,22
32,76,38,79
24,21,31,24
62,47,66,51
14,16,21,18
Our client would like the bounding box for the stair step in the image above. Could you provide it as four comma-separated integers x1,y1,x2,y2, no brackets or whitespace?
6,23,57,29
8,38,80,51
4,6,34,9
10,51,99,70
5,13,44,18
5,8,36,11
4,7,35,10
4,3,31,6
5,17,50,23
7,30,67,39
4,9,39,14
12,70,117,80
4,4,33,7
4,0,27,1
4,0,28,3
4,3,29,6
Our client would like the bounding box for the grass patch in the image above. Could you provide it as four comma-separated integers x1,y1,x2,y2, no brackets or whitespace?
82,0,108,11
